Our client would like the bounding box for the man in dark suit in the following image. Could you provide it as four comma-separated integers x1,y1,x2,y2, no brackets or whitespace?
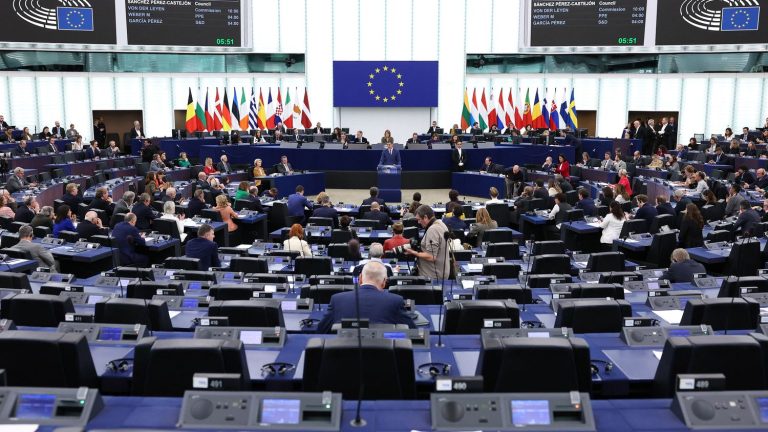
311,195,338,227
451,141,467,172
130,121,145,139
273,121,287,134
708,147,729,165
574,188,597,217
131,193,157,230
246,187,264,213
427,121,440,135
533,180,549,200
735,165,756,188
362,187,386,207
312,122,323,134
217,155,232,173
353,130,369,144
6,167,34,194
286,185,312,220
740,126,751,143
362,202,392,228
655,196,675,217
755,168,768,191
51,121,65,138
187,189,207,217
140,139,158,163
406,133,420,145
60,183,83,209
633,195,658,233
77,211,104,239
12,140,29,157
480,156,499,174
276,155,293,174
316,261,415,333
184,224,220,270
664,116,677,148
378,142,401,166
85,140,100,159
89,187,112,214
14,196,37,224
734,200,760,236
113,213,148,266
671,189,692,214
661,249,706,283
194,172,210,192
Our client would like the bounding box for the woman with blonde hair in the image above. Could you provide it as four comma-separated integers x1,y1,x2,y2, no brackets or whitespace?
203,157,219,175
315,191,329,205
468,207,498,246
252,158,266,185
614,183,630,203
283,223,312,257
547,178,562,197
215,194,240,244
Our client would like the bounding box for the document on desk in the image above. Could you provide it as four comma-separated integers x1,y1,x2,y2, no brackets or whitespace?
587,222,602,228
623,239,639,244
168,311,181,319
235,244,251,249
466,263,483,271
182,219,198,227
0,425,39,432
653,309,684,325
461,279,475,289
653,350,663,361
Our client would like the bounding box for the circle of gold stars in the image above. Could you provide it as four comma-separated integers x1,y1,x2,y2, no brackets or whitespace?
66,10,86,29
729,10,751,29
366,65,404,104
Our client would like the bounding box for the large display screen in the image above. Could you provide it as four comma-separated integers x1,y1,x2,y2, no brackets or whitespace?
1,0,246,48
4,0,117,44
125,0,242,47
529,0,647,46
656,0,767,45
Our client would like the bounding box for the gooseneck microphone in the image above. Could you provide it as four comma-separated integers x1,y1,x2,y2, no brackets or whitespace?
522,234,534,312
350,274,366,427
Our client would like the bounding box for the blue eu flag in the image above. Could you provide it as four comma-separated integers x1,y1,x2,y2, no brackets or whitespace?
721,7,760,31
333,61,439,107
57,7,94,32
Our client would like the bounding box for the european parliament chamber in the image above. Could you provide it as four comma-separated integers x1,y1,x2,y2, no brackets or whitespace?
0,1,768,431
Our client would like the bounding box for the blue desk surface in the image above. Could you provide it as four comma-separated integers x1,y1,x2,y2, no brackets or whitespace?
62,397,755,432
197,144,577,171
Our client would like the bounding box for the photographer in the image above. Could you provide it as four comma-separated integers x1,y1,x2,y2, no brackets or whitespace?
404,205,450,279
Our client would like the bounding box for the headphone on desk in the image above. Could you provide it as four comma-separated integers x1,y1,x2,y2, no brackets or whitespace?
261,362,296,377
590,359,613,377
417,362,451,378
106,358,134,373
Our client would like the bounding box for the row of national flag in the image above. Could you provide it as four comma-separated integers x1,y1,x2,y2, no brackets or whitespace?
461,87,578,132
186,87,312,133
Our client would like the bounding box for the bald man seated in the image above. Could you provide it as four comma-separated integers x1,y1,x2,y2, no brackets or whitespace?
76,210,104,239
316,261,415,333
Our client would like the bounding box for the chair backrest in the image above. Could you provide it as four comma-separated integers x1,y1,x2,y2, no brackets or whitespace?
728,240,761,276
0,330,98,388
1,247,32,260
0,294,74,327
586,252,625,272
566,208,584,221
478,336,591,392
33,226,52,238
475,285,532,304
620,218,648,237
443,300,519,334
94,298,174,331
553,299,632,333
152,218,181,239
485,204,511,227
164,257,201,271
646,231,678,268
531,240,565,255
58,230,80,243
330,229,353,243
201,208,223,222
7,221,26,233
530,254,570,275
402,226,419,239
0,271,31,290
303,337,415,399
569,284,625,300
229,257,268,273
680,297,760,331
481,229,513,244
294,257,333,277
300,284,353,304
233,199,251,211
308,217,334,227
653,335,768,397
207,299,285,327
110,212,127,229
481,263,521,279
706,229,731,243
485,242,520,260
352,219,379,229
649,214,675,234
132,337,250,396
388,285,443,305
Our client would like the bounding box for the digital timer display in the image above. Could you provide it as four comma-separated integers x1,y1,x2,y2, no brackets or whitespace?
530,0,647,47
125,0,242,47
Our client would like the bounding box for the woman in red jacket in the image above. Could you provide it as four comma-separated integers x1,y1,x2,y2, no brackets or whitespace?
555,154,570,178
616,169,633,196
